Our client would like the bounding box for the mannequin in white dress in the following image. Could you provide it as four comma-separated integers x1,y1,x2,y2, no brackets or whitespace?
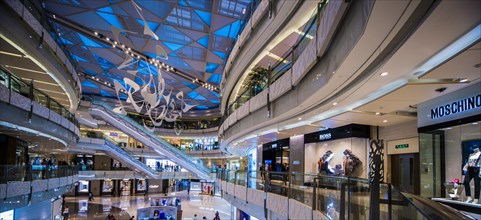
463,147,481,204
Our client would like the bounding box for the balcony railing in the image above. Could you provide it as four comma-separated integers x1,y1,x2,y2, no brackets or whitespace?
0,165,79,184
226,2,324,115
216,170,470,220
0,66,79,127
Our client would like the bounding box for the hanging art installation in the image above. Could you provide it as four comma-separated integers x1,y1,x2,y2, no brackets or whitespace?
104,0,195,135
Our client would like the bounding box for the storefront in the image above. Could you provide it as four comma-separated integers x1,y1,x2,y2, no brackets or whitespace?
304,124,370,178
101,179,114,195
262,138,290,172
417,82,481,210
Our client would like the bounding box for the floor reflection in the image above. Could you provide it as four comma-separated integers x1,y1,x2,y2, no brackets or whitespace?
64,191,232,220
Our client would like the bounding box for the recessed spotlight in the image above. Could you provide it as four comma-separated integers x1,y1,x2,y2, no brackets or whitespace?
460,78,469,83
383,120,388,123
333,102,338,106
380,72,389,76
375,112,380,115
472,122,479,125
94,32,98,36
446,127,452,130
298,117,302,120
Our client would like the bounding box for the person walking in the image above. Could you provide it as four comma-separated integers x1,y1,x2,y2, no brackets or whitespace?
88,191,94,201
213,211,221,220
192,214,198,220
129,215,135,220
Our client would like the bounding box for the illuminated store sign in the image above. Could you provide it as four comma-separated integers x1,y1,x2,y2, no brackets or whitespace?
319,133,332,140
430,94,481,119
395,144,409,149
418,82,481,128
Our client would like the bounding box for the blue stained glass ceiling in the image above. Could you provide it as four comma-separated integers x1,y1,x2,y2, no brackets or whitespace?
43,0,253,115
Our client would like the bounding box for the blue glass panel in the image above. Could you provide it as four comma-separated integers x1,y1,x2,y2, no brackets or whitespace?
98,6,114,13
197,35,209,48
208,74,221,83
209,90,220,98
71,54,88,63
77,33,103,48
157,25,192,45
168,57,192,70
210,100,220,104
212,51,227,59
205,63,219,73
187,91,206,101
81,67,98,76
169,53,178,57
195,105,209,110
59,36,74,45
178,0,188,6
163,42,184,52
136,19,160,33
96,11,123,29
228,20,241,38
182,82,198,90
100,90,116,98
81,81,98,89
214,20,241,38
194,10,211,26
136,1,172,18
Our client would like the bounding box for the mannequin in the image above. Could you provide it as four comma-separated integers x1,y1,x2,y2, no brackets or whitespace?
343,150,362,176
463,147,481,204
318,151,335,175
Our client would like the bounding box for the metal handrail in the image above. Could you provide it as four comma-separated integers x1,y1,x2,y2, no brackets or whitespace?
0,66,80,130
91,100,211,177
216,169,472,220
226,2,325,115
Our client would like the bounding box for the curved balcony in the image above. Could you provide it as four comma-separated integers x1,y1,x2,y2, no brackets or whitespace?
0,165,78,212
218,0,480,155
1,0,82,111
0,67,79,145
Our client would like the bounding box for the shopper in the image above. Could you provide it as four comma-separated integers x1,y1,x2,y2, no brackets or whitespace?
192,214,198,220
129,215,135,220
88,191,94,201
213,211,221,220
202,216,207,220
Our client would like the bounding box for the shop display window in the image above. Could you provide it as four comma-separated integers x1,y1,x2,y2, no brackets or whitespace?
120,179,131,196
137,179,146,191
78,181,89,193
102,180,113,192
420,121,481,200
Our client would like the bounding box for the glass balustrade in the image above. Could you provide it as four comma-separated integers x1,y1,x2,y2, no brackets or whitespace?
0,165,79,184
216,169,470,220
0,66,79,129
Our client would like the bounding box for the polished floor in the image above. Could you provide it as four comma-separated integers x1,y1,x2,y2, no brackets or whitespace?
64,190,232,220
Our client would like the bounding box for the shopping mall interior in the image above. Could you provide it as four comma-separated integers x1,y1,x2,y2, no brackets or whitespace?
0,0,480,219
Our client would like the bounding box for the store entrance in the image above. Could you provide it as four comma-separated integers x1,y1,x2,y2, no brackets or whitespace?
391,153,420,194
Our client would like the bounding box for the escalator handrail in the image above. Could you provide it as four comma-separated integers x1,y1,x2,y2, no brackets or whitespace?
103,139,159,178
400,192,472,220
91,100,210,176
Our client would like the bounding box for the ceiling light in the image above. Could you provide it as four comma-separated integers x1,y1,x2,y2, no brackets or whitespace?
382,120,388,123
380,72,389,76
333,102,338,106
105,37,110,41
472,122,479,125
446,127,452,130
298,117,302,120
94,32,98,36
460,78,469,83
375,112,380,115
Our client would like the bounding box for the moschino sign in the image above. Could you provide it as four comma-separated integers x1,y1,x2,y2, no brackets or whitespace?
430,94,481,119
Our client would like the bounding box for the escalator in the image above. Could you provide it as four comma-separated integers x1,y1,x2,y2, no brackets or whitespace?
89,100,211,180
78,137,160,179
